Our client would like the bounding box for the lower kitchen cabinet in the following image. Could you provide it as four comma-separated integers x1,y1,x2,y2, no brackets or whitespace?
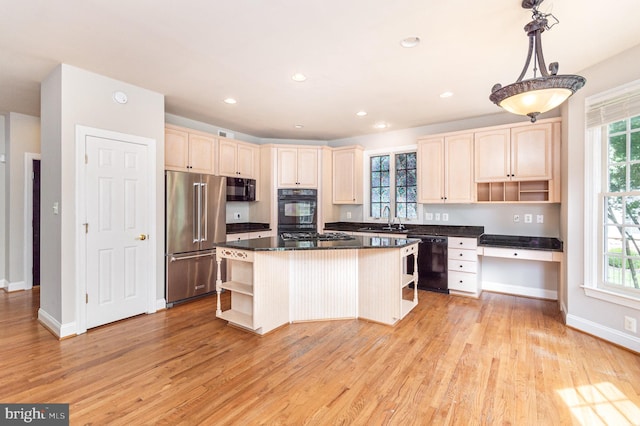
226,230,276,242
447,237,482,297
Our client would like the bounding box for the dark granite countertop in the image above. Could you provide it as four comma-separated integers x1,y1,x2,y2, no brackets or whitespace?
214,235,420,252
479,234,563,252
323,221,484,238
226,222,271,234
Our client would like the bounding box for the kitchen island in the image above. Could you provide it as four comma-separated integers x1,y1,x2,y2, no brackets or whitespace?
214,235,420,334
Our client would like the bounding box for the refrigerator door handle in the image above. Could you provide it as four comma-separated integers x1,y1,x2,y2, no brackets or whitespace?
201,182,208,242
193,182,200,243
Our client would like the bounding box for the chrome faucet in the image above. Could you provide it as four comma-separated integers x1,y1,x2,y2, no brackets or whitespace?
382,205,392,229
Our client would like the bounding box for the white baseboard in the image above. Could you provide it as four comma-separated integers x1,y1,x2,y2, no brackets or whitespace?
566,313,640,353
156,298,167,311
482,281,558,300
38,308,77,339
2,280,27,292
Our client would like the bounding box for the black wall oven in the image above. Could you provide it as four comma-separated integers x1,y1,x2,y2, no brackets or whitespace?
277,188,317,234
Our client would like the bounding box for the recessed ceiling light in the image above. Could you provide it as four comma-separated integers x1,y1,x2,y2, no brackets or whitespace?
400,37,420,48
223,97,237,104
440,91,454,98
294,124,304,129
292,73,307,82
374,122,388,130
356,111,368,117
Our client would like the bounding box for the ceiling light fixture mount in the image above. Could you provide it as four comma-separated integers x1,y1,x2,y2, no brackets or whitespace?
489,0,585,122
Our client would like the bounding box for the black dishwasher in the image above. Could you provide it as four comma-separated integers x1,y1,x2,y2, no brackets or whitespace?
408,234,448,293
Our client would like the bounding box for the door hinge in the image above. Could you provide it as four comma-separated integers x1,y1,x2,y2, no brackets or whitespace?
86,293,88,304
83,223,88,234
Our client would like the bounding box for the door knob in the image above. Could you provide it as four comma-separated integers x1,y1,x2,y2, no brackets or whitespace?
136,234,147,240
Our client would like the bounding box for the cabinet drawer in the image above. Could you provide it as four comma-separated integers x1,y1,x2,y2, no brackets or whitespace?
482,247,553,262
448,259,477,274
448,271,478,293
448,237,478,250
448,248,478,262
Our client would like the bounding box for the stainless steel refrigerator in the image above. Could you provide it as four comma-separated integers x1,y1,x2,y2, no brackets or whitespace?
165,171,226,306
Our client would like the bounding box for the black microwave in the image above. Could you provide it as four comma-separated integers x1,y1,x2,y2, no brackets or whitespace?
226,177,256,201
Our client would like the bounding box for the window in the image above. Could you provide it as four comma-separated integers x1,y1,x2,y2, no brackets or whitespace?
603,116,640,292
369,151,417,219
585,81,640,304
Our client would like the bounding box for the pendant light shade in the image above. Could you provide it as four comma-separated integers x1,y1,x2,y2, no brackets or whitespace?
490,0,585,122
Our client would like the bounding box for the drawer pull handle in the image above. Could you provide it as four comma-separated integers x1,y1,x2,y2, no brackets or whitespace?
459,242,463,245
459,280,463,283
514,253,518,256
460,265,463,268
460,253,463,256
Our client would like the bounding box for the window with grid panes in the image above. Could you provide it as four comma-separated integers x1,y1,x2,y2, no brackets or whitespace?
369,152,417,219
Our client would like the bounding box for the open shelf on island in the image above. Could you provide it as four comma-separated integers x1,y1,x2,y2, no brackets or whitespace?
477,180,550,202
220,280,253,296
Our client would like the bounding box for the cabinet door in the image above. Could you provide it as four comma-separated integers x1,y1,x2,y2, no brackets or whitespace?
188,133,216,174
296,148,319,188
417,137,445,203
164,127,189,171
333,148,362,204
237,143,257,179
474,129,510,182
510,123,552,180
445,133,474,203
277,147,299,187
218,139,238,177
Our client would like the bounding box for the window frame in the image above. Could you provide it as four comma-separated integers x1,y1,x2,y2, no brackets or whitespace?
584,84,640,309
365,145,420,222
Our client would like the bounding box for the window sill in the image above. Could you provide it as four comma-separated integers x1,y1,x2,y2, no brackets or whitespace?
581,285,640,310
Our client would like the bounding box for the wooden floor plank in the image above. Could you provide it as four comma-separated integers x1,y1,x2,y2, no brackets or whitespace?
2,288,640,425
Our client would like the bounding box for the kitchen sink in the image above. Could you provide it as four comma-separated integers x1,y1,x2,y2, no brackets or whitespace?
357,226,409,234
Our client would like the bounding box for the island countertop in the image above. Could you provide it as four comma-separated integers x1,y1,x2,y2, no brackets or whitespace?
214,235,420,252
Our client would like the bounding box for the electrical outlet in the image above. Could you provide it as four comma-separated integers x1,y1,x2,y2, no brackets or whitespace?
435,213,441,221
442,213,449,221
234,212,241,220
624,316,637,333
513,214,520,223
537,214,544,224
524,214,532,223
425,212,433,220
346,211,352,219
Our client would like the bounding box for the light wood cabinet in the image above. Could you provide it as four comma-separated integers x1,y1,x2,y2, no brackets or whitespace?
448,237,481,298
277,147,319,188
218,138,259,179
474,122,553,182
474,120,560,203
226,230,275,242
164,125,216,174
332,146,363,204
418,133,474,204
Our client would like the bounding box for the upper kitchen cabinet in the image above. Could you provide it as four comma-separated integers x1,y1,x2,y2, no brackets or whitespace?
218,137,259,179
165,125,217,174
474,119,561,202
277,147,319,188
332,146,363,204
474,122,553,182
418,133,474,204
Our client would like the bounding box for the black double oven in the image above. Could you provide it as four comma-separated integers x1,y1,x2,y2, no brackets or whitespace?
277,188,317,235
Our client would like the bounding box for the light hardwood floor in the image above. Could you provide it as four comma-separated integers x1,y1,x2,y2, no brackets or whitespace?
2,288,640,425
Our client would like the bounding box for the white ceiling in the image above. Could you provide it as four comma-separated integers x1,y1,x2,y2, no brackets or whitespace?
1,0,640,140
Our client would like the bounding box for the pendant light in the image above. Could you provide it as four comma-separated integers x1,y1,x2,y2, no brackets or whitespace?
489,0,586,122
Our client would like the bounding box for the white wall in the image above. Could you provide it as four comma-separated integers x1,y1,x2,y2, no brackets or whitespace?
40,64,164,334
0,115,5,286
563,43,640,351
1,113,40,291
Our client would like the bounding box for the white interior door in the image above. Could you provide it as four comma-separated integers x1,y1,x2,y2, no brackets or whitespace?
85,135,151,329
